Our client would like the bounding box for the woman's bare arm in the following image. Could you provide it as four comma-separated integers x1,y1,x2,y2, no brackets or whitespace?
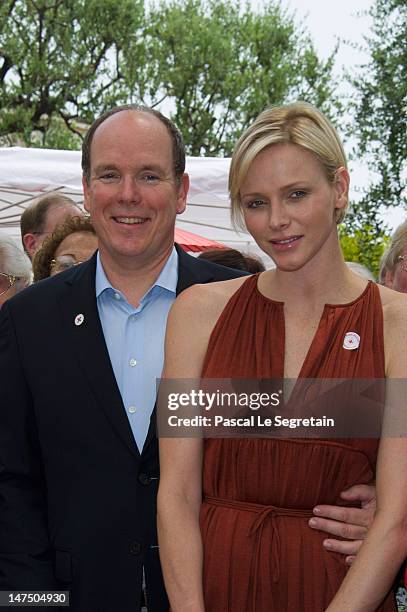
326,296,407,611
158,435,204,612
158,283,233,611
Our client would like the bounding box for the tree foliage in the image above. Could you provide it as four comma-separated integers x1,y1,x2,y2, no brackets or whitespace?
339,222,389,279
0,0,339,153
350,0,406,210
0,0,146,148
145,0,338,155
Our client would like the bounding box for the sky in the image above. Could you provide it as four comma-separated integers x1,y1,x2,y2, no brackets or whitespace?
250,0,405,231
249,0,373,72
283,0,372,64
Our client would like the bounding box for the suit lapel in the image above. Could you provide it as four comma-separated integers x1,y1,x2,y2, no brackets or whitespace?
175,244,218,295
58,254,140,459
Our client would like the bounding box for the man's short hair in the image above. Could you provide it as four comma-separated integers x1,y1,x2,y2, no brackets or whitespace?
81,105,186,185
20,193,79,242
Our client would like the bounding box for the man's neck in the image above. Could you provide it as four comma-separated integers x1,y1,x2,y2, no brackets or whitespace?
99,246,174,308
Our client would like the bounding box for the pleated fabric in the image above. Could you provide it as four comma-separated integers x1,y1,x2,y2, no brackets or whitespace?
200,275,395,611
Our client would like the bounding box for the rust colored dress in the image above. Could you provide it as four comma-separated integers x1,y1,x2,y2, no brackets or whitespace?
200,275,396,611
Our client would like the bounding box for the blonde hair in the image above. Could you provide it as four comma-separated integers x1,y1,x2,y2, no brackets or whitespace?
229,101,348,228
379,220,407,282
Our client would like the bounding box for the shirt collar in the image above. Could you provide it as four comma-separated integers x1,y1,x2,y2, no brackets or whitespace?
95,247,178,299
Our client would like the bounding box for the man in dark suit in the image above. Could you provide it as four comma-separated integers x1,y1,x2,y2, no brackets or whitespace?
0,105,245,611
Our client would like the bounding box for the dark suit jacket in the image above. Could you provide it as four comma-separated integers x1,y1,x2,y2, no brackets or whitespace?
0,246,245,612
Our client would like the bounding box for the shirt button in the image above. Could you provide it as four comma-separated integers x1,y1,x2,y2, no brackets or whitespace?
138,473,152,486
128,406,137,414
114,293,121,300
129,358,137,367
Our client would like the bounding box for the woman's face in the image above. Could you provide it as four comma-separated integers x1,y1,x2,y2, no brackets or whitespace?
50,231,98,276
240,142,348,272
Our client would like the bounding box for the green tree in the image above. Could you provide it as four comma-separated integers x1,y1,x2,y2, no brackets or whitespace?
339,221,389,279
0,0,339,153
146,0,339,155
0,0,146,148
350,0,406,210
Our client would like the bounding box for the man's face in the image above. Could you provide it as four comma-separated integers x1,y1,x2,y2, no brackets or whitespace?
24,204,82,259
82,111,188,270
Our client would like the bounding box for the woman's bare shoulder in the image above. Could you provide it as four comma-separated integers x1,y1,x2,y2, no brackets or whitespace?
164,276,252,378
166,276,251,355
379,283,407,316
379,285,407,376
172,275,251,319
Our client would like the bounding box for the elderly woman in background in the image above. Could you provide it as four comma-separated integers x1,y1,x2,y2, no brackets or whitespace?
379,220,407,292
33,215,98,281
0,234,32,309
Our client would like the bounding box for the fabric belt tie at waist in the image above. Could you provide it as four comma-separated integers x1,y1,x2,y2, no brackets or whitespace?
204,495,314,586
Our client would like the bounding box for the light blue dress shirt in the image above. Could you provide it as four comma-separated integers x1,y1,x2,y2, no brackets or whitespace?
95,248,178,452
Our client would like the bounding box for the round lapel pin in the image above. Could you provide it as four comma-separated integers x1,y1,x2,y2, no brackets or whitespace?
74,313,85,326
343,331,360,350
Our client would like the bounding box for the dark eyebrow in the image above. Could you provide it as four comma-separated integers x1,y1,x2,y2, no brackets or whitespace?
93,165,119,174
138,164,166,175
241,182,311,197
92,164,166,175
283,182,310,190
240,192,266,199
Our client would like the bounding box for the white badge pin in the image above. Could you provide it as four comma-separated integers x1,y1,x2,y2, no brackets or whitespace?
343,331,360,350
74,313,85,327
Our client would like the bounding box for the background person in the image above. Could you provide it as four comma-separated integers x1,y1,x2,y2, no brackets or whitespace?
346,261,375,281
198,247,265,273
0,234,31,308
33,215,98,281
20,193,82,259
158,102,406,611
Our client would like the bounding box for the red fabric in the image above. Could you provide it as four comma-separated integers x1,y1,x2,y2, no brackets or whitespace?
174,228,225,252
200,275,394,612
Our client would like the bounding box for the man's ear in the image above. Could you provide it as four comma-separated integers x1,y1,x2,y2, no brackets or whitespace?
22,234,37,260
333,167,350,216
82,175,91,214
176,173,189,215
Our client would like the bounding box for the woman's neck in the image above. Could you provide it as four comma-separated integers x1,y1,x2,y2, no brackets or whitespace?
260,239,368,309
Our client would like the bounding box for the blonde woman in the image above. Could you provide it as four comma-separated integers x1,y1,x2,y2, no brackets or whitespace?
158,103,407,611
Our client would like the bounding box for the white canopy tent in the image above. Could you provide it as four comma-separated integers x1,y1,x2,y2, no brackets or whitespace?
0,147,268,264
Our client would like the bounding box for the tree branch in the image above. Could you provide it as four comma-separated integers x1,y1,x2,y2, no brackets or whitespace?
0,55,13,83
